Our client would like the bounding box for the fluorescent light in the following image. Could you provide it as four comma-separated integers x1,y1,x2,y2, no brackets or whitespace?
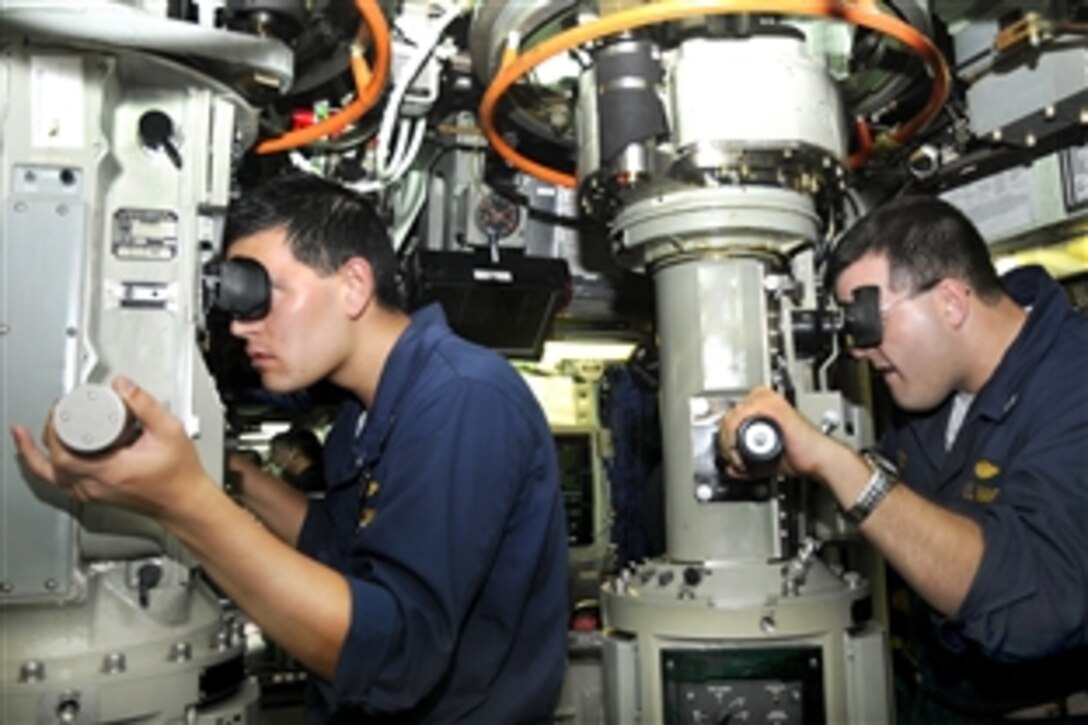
538,340,637,368
994,236,1088,279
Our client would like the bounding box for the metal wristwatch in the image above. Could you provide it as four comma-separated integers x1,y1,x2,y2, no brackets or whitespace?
845,449,899,525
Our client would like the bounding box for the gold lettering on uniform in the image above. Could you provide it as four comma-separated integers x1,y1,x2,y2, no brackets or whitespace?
961,481,1001,504
974,460,1000,479
358,507,377,529
357,479,380,530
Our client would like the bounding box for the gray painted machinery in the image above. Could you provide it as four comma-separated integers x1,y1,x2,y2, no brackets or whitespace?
2,1,1087,723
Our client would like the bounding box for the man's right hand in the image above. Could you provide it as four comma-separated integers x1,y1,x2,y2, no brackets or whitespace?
11,376,217,524
717,386,849,483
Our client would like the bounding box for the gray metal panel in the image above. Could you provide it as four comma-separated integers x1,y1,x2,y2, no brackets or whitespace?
934,0,1070,27
844,623,893,723
1,168,87,599
0,41,253,725
941,150,1088,249
656,258,779,562
0,1,293,92
602,633,640,725
964,43,1088,145
656,258,770,398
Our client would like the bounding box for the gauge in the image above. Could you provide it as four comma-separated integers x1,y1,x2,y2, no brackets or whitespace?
474,192,522,240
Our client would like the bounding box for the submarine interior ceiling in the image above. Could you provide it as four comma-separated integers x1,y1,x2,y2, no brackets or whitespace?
1,0,1086,723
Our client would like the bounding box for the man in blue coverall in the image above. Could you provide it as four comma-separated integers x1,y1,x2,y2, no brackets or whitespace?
12,172,569,722
719,195,1088,722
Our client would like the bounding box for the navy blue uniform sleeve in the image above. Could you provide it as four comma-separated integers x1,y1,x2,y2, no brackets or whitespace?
330,382,541,709
297,500,332,555
955,382,1088,660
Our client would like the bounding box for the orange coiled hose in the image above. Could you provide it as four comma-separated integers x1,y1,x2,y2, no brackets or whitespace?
479,0,951,188
256,0,391,154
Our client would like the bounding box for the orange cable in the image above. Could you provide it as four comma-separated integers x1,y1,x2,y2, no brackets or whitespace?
256,0,391,154
479,0,951,187
847,115,874,169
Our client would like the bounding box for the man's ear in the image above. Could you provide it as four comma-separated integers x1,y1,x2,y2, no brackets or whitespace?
341,257,376,318
936,278,971,330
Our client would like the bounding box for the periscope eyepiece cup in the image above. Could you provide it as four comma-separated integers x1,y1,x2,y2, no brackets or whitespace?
736,415,784,475
53,383,142,457
203,256,271,321
842,285,882,349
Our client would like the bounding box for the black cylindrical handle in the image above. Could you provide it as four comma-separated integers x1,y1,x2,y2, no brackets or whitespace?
736,415,784,468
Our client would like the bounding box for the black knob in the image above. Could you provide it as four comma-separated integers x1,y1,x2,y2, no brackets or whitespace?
736,415,784,470
138,110,182,169
682,567,702,587
137,563,163,608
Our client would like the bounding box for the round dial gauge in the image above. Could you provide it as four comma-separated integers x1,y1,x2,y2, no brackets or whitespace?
474,193,521,240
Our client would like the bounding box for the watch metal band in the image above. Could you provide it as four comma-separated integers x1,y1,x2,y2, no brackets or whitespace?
845,450,897,525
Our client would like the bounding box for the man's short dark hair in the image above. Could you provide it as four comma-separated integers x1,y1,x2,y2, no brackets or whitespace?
224,172,402,309
827,195,1004,302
